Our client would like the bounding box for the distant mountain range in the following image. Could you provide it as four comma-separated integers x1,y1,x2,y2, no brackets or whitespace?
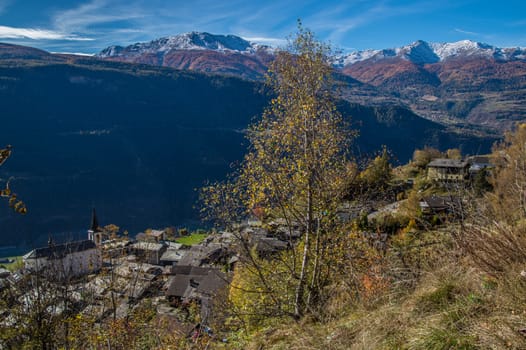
0,41,496,247
98,32,274,80
336,40,526,65
99,32,526,66
98,32,272,56
98,33,526,133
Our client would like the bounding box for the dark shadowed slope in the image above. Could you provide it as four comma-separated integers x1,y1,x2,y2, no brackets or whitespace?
0,44,496,247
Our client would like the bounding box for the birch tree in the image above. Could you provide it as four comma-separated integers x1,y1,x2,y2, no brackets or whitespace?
202,23,351,319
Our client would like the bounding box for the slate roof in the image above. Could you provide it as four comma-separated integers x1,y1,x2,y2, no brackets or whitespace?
468,156,492,165
198,270,228,295
149,230,165,238
166,268,227,298
164,242,183,250
0,268,10,278
254,237,288,253
167,275,194,298
468,155,494,172
170,265,210,276
131,241,165,252
160,249,186,263
24,240,97,260
176,244,224,267
428,159,469,168
275,226,302,239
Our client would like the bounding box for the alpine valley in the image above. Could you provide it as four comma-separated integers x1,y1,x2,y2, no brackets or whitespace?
100,32,526,133
1,31,524,247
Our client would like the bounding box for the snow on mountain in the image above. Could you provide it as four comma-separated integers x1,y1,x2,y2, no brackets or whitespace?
340,40,526,66
430,40,492,60
98,32,270,58
98,33,525,69
396,40,439,64
334,49,381,66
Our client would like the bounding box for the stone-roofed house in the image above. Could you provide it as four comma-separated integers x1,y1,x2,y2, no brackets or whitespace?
166,266,228,322
176,243,227,267
23,240,101,278
427,158,470,181
0,267,10,279
253,237,289,256
130,241,167,265
419,195,460,215
0,267,10,290
148,229,166,242
240,225,290,256
166,267,209,301
135,229,166,243
160,246,187,266
268,219,303,240
467,155,494,176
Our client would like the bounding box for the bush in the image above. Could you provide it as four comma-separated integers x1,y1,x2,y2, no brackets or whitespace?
461,222,526,276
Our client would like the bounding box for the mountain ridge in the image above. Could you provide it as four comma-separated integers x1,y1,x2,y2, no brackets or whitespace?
97,32,273,80
98,32,272,57
337,39,526,66
97,32,526,66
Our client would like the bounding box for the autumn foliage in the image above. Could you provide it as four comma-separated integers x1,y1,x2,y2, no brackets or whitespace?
0,145,26,214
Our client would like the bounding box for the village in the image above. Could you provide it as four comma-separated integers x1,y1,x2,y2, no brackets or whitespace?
0,205,305,339
0,152,494,342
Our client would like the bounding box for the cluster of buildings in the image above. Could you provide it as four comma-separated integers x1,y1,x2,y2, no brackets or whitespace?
418,155,494,217
339,154,495,228
0,209,299,332
426,155,493,182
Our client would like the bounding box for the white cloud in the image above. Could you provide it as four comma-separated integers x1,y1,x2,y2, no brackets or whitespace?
454,28,479,36
20,0,296,50
50,51,95,56
307,0,458,46
0,25,93,41
52,0,145,33
242,36,287,47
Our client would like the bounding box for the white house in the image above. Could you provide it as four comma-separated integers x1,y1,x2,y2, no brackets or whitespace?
23,240,102,278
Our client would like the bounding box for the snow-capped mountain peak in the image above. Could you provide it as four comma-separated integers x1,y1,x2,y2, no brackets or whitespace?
158,32,253,52
430,40,493,60
97,32,270,58
97,33,526,69
334,48,381,66
339,39,526,66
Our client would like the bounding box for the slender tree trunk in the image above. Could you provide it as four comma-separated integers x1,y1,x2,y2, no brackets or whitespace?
295,183,312,318
295,112,313,318
307,217,321,308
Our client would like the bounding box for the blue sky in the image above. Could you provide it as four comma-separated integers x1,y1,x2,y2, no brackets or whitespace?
0,0,525,54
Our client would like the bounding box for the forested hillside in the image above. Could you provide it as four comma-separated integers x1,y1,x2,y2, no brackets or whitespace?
0,45,495,247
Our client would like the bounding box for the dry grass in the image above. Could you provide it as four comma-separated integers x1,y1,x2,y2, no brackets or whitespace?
227,219,526,350
461,221,526,276
238,259,526,350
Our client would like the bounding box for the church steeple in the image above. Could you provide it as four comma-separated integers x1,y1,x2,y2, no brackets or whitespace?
89,208,101,233
88,208,103,244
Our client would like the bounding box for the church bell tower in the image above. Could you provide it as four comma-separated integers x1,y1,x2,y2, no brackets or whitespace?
87,208,102,246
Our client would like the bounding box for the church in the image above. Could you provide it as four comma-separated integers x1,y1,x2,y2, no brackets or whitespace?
22,209,103,278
